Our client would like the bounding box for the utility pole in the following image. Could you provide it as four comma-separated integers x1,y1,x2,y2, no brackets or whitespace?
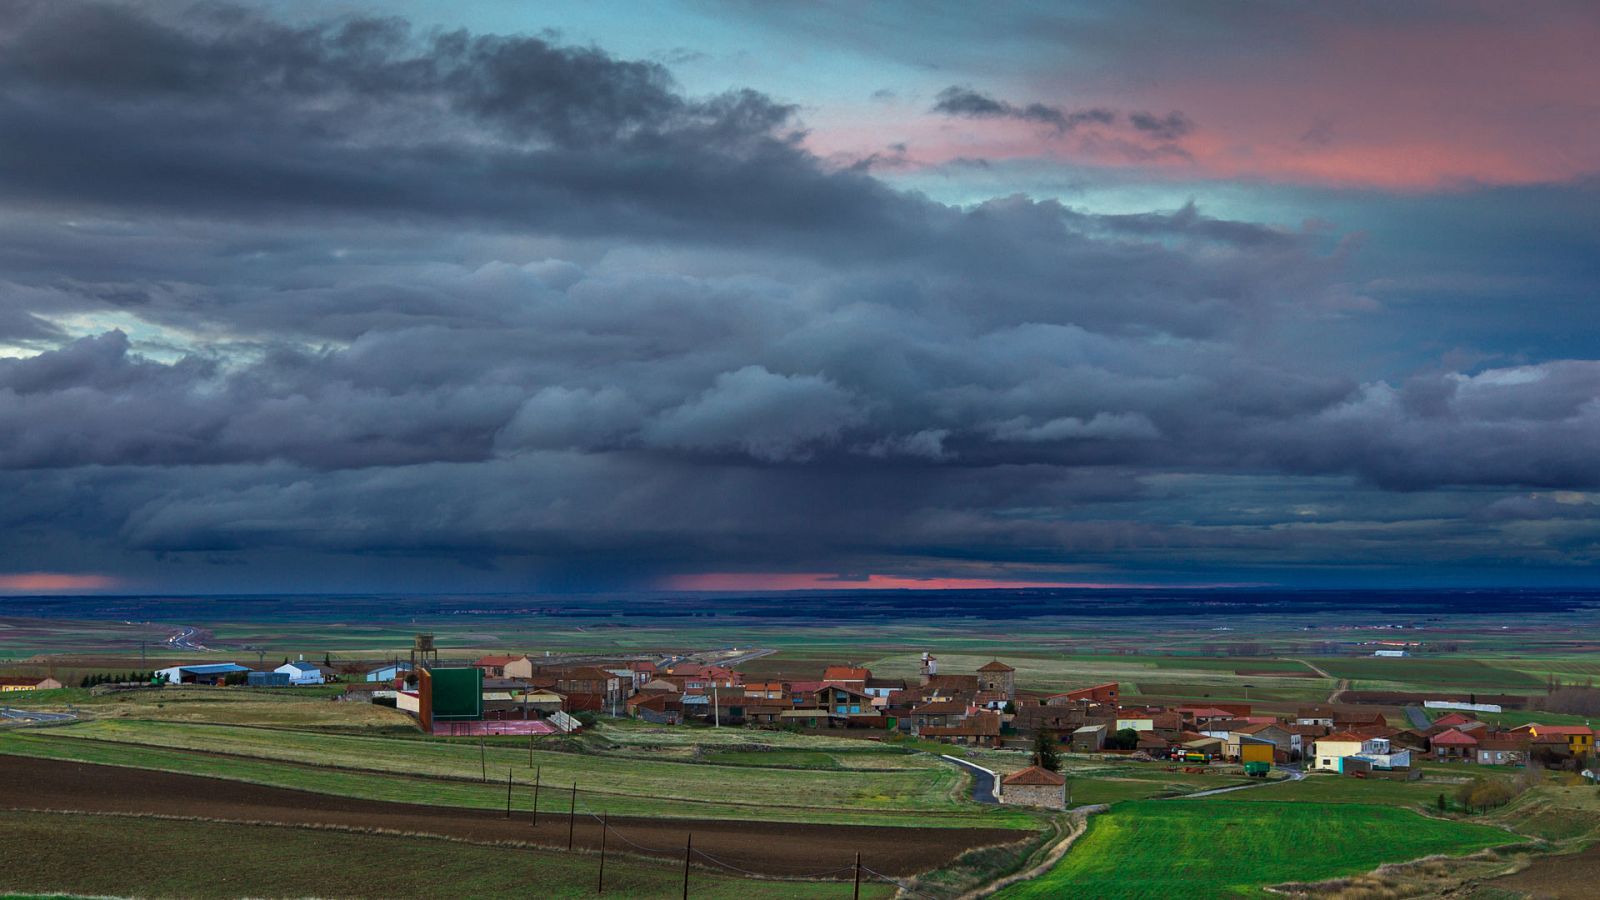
568,782,577,850
853,853,862,900
506,768,513,818
480,735,487,782
682,833,692,899
713,681,719,728
532,766,541,826
597,812,608,894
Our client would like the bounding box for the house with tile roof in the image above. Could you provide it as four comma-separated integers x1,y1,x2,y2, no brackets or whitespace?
1430,727,1480,760
1000,765,1066,809
1513,723,1595,756
920,710,1002,747
1476,735,1531,766
821,665,870,686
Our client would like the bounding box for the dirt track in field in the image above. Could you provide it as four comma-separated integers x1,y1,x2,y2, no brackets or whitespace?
0,755,1024,877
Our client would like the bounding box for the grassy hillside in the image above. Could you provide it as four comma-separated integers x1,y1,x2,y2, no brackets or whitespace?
995,800,1522,899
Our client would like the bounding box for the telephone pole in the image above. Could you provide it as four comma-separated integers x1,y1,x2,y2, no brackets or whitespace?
682,833,692,899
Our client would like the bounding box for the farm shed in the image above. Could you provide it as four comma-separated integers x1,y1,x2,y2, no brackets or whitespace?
1071,724,1107,752
274,660,326,685
365,663,412,682
1237,736,1275,765
246,671,291,687
1000,765,1066,809
155,663,251,685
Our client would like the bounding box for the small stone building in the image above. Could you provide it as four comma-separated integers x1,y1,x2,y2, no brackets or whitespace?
1071,723,1106,752
1000,765,1066,809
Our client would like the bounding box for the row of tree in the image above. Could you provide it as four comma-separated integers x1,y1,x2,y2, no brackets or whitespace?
1533,680,1600,715
78,671,165,687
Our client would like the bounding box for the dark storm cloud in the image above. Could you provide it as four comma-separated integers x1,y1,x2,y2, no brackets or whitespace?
0,0,917,256
1128,110,1194,141
1,0,1597,588
931,86,1116,133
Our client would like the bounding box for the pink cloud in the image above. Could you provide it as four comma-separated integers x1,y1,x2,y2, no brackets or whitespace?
813,11,1600,191
665,572,1191,591
0,572,119,592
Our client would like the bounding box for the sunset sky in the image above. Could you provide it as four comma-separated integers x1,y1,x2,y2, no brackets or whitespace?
1,1,1598,593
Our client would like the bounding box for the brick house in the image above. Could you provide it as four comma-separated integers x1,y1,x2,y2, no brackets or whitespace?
557,667,624,708
1476,736,1530,766
1431,727,1479,760
921,710,1002,747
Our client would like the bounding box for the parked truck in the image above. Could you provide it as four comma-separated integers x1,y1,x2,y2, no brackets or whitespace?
1243,761,1271,778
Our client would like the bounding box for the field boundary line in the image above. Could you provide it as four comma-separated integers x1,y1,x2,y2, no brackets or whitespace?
958,806,1107,899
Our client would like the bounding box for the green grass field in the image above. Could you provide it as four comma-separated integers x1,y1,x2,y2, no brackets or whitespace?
0,722,1038,829
1213,773,1465,808
865,652,1334,703
1307,656,1545,691
0,809,885,899
995,800,1523,899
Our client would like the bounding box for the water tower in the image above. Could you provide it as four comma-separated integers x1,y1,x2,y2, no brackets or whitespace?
410,633,439,671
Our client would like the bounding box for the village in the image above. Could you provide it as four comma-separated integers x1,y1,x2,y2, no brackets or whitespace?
74,639,1596,812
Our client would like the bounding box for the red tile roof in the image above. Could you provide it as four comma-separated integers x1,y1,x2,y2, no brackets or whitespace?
1431,728,1479,745
1003,765,1066,786
1525,725,1595,736
977,660,1016,672
912,700,971,715
822,666,870,682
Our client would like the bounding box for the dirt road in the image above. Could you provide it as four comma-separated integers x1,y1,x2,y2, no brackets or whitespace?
0,755,1023,877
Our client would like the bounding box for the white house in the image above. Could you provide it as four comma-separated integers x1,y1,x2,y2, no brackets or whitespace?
275,660,326,685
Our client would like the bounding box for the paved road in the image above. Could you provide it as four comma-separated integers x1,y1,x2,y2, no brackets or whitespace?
166,626,210,652
942,755,999,804
720,648,777,667
0,707,78,724
1404,704,1431,729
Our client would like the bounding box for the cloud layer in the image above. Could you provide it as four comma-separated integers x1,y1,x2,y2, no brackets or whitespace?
1,1,1598,591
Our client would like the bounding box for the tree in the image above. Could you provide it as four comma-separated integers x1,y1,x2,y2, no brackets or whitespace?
1436,792,1447,812
1032,730,1061,772
1108,728,1141,751
1002,700,1017,715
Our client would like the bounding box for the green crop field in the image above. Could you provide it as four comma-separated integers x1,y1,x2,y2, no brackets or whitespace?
1306,657,1545,691
0,810,884,899
995,800,1523,899
865,651,1333,701
1212,773,1465,808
